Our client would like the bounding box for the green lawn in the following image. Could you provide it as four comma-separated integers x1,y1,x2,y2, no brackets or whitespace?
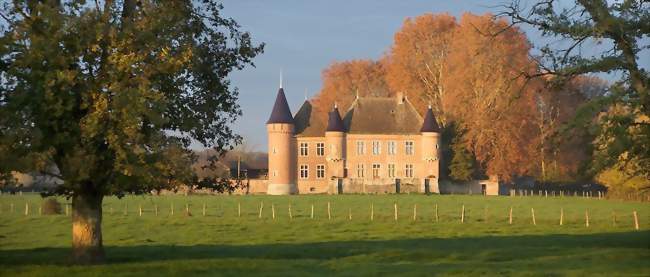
0,194,648,276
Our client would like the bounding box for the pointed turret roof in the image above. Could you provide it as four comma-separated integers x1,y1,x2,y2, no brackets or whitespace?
420,106,440,132
267,88,294,124
326,105,345,132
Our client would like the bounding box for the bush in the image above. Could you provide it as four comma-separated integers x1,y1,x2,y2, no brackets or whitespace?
42,198,62,215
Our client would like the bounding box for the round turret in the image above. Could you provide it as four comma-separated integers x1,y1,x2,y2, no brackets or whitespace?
325,104,346,178
267,87,297,195
420,105,441,193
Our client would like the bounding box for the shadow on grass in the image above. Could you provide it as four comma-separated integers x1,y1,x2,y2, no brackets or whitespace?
1,231,648,267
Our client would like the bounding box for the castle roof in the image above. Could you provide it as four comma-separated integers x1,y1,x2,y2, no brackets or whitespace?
294,101,327,137
420,106,441,132
267,88,294,124
294,96,430,136
326,106,345,132
343,96,423,134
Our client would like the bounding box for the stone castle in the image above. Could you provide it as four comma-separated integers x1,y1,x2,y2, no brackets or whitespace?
266,85,441,195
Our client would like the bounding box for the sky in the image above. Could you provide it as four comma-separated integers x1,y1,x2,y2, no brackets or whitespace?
215,0,648,151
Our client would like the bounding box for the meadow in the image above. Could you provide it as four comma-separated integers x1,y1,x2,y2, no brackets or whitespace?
0,193,648,276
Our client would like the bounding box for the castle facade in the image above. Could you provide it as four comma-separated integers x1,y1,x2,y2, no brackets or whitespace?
266,86,440,195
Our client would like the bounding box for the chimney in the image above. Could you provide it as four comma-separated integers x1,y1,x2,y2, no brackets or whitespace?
397,92,405,104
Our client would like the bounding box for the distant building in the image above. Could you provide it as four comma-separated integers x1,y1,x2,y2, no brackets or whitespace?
266,85,441,195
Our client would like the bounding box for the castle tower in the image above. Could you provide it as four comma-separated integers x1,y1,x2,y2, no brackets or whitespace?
420,105,441,193
267,86,297,195
325,104,346,179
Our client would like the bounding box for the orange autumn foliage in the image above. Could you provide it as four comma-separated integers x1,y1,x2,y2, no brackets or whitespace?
384,13,457,123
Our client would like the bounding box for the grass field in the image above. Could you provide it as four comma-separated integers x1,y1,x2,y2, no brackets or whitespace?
0,193,648,276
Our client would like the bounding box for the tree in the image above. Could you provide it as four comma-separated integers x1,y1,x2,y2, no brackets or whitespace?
533,76,608,183
502,0,649,185
444,13,539,181
0,0,263,263
311,59,390,114
384,13,456,123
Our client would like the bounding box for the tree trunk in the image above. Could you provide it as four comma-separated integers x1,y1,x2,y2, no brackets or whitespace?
72,192,104,264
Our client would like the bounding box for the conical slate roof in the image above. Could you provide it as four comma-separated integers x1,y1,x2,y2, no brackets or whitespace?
326,106,345,132
267,88,294,124
420,106,440,132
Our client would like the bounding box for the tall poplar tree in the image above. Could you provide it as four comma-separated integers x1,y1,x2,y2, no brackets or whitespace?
0,0,263,263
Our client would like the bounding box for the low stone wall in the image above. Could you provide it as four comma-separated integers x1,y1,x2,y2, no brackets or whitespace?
439,180,500,196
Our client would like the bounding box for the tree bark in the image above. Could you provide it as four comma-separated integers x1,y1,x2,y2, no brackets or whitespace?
72,192,104,264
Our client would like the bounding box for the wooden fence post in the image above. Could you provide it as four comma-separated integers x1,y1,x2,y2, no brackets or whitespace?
202,203,206,217
185,203,190,216
139,204,142,217
258,202,263,219
509,206,513,225
585,210,589,227
238,202,241,218
531,208,536,226
327,202,331,220
633,211,639,230
171,202,174,216
289,204,292,220
394,202,398,221
66,204,69,216
25,202,29,216
311,203,314,219
370,203,374,221
560,208,564,226
461,204,465,223
271,203,275,220
348,208,352,221
155,204,158,216
435,204,439,223
413,204,417,221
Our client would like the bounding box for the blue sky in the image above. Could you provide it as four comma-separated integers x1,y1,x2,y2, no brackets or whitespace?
216,0,648,151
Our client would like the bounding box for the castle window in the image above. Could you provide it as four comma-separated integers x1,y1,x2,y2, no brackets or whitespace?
405,141,414,155
356,164,365,178
273,147,277,154
372,141,381,155
300,142,308,156
316,164,325,179
356,141,365,155
372,164,380,178
316,143,325,156
388,164,396,178
405,164,414,178
387,141,396,155
300,164,309,179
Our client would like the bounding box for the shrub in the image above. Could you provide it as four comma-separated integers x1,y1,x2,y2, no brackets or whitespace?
42,198,62,215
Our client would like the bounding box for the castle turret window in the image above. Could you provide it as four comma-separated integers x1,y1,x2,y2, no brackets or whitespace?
316,143,325,156
405,164,414,178
300,142,308,156
405,141,414,155
316,164,325,179
299,164,309,179
372,141,381,155
388,163,396,178
387,141,396,155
